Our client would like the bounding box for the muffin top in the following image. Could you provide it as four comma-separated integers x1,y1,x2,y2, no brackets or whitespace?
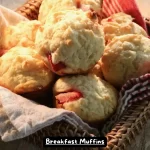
101,12,147,43
1,20,41,50
54,74,118,123
0,46,53,94
38,0,103,24
38,0,77,24
101,34,150,88
36,10,105,75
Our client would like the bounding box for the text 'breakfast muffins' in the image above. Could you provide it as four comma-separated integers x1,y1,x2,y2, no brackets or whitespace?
1,20,41,51
101,12,148,43
53,74,118,127
101,34,150,88
35,10,105,75
0,46,54,94
38,0,103,24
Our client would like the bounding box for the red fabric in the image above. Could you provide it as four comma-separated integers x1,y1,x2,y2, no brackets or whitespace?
102,0,148,32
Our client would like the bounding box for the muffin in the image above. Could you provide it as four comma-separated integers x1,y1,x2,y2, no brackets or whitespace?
101,12,148,43
0,46,54,94
101,34,150,88
38,0,103,24
38,0,76,24
1,20,41,50
35,10,105,75
53,74,118,127
89,59,103,78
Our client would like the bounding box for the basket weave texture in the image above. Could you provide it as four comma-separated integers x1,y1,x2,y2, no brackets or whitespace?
15,0,150,149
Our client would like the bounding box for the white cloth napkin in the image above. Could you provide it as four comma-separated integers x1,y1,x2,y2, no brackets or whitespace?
0,6,98,142
0,5,27,27
0,87,98,142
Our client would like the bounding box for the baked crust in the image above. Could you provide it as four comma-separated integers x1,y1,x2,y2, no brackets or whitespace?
101,12,148,43
38,0,103,24
36,10,105,75
101,34,150,88
53,74,118,127
1,20,41,50
0,46,54,94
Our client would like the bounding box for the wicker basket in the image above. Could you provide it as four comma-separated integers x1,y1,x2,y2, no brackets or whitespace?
13,0,150,149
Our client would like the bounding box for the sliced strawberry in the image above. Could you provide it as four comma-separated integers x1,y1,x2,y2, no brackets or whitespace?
107,18,113,22
0,49,8,57
75,0,81,8
47,54,66,72
56,90,83,104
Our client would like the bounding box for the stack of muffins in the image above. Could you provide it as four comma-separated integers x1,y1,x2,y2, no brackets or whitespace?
0,0,150,128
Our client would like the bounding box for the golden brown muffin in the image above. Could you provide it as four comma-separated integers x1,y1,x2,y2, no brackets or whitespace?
1,20,41,50
101,34,150,88
89,59,103,78
38,0,103,24
35,10,105,75
0,46,54,94
53,74,118,127
101,12,148,43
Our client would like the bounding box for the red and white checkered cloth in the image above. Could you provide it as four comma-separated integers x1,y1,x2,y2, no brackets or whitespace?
101,0,150,134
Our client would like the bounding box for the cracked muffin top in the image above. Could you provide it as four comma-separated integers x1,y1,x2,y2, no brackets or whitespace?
1,20,41,50
101,12,147,43
0,46,54,94
38,0,103,24
35,10,105,75
53,74,118,126
101,34,150,88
